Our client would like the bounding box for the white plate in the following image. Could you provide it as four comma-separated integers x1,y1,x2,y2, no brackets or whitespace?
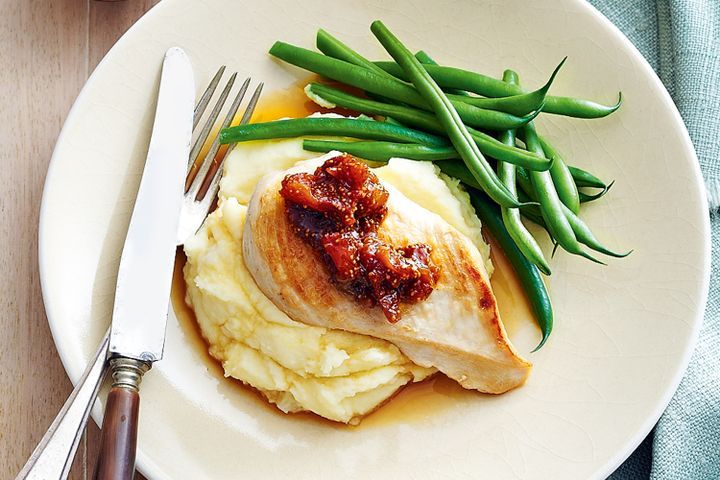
40,0,710,478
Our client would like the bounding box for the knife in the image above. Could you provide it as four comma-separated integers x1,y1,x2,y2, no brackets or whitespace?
93,47,194,480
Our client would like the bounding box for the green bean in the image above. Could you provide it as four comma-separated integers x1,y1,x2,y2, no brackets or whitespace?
364,91,403,106
370,20,522,208
457,161,539,213
522,116,603,263
302,139,457,161
316,28,397,80
468,190,553,351
376,61,517,96
414,50,441,66
498,155,551,274
218,117,448,146
521,208,549,229
543,93,622,119
440,160,556,242
516,130,580,213
515,166,536,200
305,83,552,171
579,181,613,203
496,70,551,275
539,137,580,213
515,189,555,241
517,171,625,256
568,165,608,189
562,206,631,258
445,59,565,116
517,144,615,210
412,52,563,116
374,61,623,119
415,51,469,96
579,190,605,203
269,41,537,131
520,196,629,257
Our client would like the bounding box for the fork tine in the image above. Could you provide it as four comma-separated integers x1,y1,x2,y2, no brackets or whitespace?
186,72,237,186
193,66,225,129
188,78,251,200
238,81,264,125
197,82,264,204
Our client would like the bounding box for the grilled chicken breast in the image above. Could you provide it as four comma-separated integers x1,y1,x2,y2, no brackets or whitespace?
243,157,531,393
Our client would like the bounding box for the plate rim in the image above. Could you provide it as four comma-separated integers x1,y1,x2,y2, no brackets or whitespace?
38,0,711,478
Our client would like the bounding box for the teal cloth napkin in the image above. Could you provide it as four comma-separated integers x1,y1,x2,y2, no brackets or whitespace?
586,0,720,478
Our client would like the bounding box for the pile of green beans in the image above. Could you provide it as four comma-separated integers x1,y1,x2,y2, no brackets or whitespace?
318,28,563,117
268,42,538,132
369,20,523,208
521,118,603,264
496,70,551,277
305,83,553,171
217,21,629,350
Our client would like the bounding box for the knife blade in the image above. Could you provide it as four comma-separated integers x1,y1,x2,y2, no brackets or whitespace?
109,46,194,362
92,47,194,480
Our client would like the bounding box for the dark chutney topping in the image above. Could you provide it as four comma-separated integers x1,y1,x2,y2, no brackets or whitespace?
280,154,440,322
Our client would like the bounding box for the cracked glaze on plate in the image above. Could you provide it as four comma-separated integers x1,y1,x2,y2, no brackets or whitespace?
39,0,709,478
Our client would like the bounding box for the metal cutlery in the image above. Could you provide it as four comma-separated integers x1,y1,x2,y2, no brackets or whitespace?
17,50,262,480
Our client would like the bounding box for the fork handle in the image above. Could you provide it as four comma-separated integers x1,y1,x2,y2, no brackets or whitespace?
15,331,110,480
93,357,150,480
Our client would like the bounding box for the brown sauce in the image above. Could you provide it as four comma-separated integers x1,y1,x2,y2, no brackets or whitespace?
169,85,539,427
250,77,327,122
247,76,376,123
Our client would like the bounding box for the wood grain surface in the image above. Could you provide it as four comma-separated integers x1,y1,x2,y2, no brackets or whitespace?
1,1,158,478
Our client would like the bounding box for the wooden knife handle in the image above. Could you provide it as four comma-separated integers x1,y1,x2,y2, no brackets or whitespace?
93,357,150,480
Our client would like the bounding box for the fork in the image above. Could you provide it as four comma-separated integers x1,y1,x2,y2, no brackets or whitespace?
178,67,263,242
16,66,262,480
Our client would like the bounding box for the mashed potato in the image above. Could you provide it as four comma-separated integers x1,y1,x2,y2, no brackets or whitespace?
184,125,492,424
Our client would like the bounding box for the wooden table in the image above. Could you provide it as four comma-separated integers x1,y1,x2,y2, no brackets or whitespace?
2,1,158,478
